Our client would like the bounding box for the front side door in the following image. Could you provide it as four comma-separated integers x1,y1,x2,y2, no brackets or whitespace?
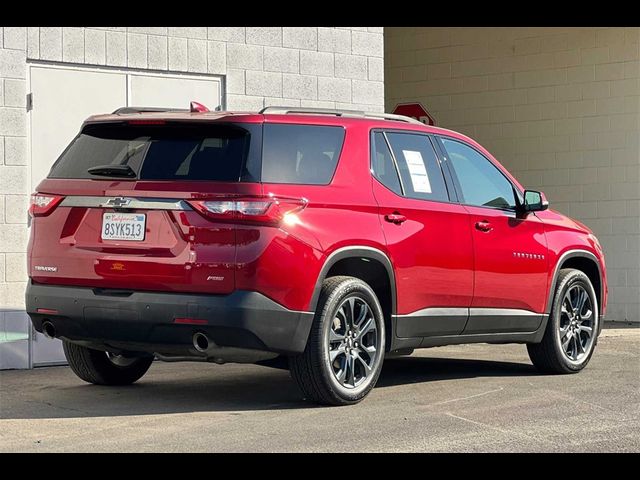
371,131,474,338
437,136,548,334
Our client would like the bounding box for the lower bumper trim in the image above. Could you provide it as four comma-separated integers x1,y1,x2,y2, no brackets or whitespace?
26,282,314,355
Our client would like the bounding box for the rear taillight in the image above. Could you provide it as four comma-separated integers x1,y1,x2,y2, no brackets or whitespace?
188,196,307,225
28,194,64,217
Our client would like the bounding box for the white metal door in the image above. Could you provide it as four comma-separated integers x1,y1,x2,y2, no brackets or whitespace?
28,64,222,366
30,66,127,191
129,74,221,109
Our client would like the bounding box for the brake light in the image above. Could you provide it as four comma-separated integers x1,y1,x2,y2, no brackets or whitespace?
29,194,64,217
188,196,307,225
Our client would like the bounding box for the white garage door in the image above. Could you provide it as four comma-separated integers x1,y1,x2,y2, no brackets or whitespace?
28,64,222,366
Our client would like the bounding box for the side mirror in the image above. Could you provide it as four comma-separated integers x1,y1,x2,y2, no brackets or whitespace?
522,190,549,212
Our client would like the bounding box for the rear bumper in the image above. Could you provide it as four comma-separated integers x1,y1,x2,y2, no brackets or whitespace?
26,281,314,355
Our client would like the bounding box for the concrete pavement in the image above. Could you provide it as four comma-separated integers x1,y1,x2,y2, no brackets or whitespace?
1,328,638,452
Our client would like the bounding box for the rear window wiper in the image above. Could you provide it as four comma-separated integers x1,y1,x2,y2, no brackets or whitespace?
87,165,136,178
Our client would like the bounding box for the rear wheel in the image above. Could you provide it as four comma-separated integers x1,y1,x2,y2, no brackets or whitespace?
290,276,385,406
527,269,599,374
63,340,154,385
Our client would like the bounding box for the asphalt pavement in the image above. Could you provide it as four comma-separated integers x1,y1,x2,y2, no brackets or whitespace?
1,327,638,452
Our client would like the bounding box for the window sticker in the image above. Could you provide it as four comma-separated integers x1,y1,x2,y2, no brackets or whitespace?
402,150,432,193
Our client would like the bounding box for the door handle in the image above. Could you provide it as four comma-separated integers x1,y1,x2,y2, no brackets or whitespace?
475,220,493,232
384,213,407,225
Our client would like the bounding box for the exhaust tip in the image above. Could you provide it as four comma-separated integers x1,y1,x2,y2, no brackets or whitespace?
193,332,209,353
42,321,56,339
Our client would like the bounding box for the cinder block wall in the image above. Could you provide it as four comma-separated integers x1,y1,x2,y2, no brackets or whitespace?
0,27,384,368
386,27,640,323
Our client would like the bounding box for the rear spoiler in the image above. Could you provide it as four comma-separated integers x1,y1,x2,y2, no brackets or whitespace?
112,101,213,115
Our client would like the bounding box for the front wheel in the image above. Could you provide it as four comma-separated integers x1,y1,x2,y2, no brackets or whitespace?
527,269,600,374
63,340,154,385
290,276,386,406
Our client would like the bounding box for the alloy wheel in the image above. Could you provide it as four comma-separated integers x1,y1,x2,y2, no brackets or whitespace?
558,284,595,362
326,296,380,389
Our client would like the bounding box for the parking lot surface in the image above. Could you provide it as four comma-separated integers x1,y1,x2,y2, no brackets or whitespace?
1,328,638,452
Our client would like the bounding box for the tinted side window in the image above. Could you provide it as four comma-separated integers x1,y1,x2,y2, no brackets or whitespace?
441,138,516,209
262,124,345,184
371,132,402,195
385,132,449,202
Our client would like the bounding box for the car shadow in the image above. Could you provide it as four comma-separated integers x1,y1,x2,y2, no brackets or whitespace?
1,356,537,420
377,356,537,388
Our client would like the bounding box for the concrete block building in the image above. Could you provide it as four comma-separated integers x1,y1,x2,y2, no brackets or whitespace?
0,26,637,369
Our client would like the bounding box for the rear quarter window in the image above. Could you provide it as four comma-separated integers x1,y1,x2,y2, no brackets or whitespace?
261,124,345,185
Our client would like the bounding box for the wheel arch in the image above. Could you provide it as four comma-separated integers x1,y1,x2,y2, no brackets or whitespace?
547,250,603,317
309,246,397,351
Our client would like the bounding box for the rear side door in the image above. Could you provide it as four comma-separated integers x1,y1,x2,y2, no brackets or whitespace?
371,130,474,338
436,136,548,334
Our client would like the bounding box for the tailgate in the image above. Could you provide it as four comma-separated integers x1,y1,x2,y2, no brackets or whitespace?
29,182,264,295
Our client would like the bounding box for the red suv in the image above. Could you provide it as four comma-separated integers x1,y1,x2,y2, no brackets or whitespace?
26,104,607,405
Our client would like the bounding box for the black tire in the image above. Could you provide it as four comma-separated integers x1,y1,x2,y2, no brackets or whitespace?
62,340,153,385
527,269,600,374
289,276,386,406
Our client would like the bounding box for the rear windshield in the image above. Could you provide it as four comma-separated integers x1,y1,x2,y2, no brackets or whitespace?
48,123,254,181
261,124,345,185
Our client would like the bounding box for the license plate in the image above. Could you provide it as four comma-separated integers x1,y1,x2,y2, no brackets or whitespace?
101,213,146,241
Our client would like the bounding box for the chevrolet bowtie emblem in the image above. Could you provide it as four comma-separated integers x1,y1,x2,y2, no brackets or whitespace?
106,197,131,208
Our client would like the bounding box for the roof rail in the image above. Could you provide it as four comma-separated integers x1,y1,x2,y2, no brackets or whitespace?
259,106,425,126
112,106,189,115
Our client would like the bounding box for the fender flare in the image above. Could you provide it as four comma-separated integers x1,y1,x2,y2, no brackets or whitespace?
308,246,397,315
546,249,603,316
